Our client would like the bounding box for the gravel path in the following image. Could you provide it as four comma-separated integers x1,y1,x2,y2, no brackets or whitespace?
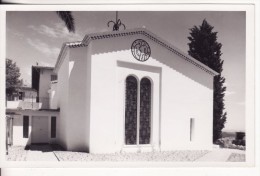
54,150,209,162
6,145,245,162
227,153,246,162
6,145,60,161
6,146,28,161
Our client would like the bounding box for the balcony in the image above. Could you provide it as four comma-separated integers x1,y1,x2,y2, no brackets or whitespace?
6,97,50,110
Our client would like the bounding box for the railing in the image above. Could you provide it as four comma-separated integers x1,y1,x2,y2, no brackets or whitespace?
6,96,50,110
37,97,50,109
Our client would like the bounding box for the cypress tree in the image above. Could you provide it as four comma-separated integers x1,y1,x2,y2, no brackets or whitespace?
187,19,227,143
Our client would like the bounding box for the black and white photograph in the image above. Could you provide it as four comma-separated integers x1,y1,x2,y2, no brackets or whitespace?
0,3,257,172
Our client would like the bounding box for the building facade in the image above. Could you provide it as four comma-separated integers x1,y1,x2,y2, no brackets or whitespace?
53,28,217,153
6,28,217,153
6,67,59,146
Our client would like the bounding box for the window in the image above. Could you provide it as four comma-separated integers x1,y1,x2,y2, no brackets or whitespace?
19,92,24,100
125,76,152,145
125,76,138,145
51,75,57,81
139,78,152,144
190,118,195,141
51,116,56,138
23,116,29,138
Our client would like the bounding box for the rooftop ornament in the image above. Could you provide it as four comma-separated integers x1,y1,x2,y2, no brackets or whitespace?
107,11,126,31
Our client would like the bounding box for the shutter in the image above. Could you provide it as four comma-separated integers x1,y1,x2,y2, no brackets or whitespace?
51,116,56,138
23,116,29,138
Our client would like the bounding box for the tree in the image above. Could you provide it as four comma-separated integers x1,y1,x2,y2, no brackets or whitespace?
187,19,227,143
6,58,22,96
56,11,75,33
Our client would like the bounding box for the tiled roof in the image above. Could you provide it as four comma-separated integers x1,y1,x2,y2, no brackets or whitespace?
54,28,218,76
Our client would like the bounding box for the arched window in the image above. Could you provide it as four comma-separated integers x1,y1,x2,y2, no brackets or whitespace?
124,76,152,145
139,78,151,144
125,76,138,145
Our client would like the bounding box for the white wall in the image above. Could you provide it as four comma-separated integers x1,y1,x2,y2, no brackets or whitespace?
56,52,69,149
12,115,32,146
56,32,214,153
23,90,37,102
88,34,214,153
65,45,91,152
48,82,58,109
6,101,20,109
56,45,92,152
39,69,53,109
8,110,59,146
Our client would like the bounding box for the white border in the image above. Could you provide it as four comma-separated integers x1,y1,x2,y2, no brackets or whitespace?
0,2,258,175
0,0,258,4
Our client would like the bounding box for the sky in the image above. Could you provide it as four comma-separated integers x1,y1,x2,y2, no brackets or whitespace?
6,11,245,132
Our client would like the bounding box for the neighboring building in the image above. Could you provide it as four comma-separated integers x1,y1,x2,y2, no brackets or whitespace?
32,66,57,109
6,87,38,110
6,28,217,153
6,67,59,146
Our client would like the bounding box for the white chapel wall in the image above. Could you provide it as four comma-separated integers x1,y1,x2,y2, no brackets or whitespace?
56,52,70,149
56,45,92,152
65,46,91,152
88,34,214,153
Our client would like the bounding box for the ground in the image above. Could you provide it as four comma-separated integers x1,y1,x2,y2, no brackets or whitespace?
6,144,245,162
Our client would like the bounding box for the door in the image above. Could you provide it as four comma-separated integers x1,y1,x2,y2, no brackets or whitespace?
32,116,49,144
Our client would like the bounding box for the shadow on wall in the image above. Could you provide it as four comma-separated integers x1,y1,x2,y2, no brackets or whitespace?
91,34,214,90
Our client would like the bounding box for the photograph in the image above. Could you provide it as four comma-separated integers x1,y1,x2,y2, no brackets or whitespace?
1,5,254,167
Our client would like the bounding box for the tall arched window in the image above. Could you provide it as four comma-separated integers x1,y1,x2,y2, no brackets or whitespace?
139,78,151,144
125,76,138,145
125,76,152,146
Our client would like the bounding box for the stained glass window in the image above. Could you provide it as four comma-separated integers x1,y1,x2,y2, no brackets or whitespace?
125,76,138,145
139,78,151,144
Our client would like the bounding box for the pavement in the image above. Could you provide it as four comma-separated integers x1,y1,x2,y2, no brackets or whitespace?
195,148,245,162
25,144,61,161
26,150,58,161
7,144,245,162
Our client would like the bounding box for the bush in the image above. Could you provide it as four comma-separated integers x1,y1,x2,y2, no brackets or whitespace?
215,138,225,148
232,139,246,146
216,137,246,150
236,132,245,140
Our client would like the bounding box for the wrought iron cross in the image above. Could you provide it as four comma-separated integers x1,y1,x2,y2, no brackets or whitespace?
107,11,126,31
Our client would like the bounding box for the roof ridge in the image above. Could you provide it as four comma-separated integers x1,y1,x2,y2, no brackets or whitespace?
54,28,218,76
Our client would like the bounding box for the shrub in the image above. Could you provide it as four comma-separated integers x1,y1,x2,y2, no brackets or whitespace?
215,139,225,148
232,139,246,146
216,137,246,150
236,132,245,140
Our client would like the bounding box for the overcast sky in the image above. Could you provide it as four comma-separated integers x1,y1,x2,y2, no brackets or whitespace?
6,11,245,132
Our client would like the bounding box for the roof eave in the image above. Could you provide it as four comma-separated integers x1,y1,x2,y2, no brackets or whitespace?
54,28,219,76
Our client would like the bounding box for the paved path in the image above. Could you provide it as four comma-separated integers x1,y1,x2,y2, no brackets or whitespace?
26,151,58,161
196,148,245,162
25,145,59,161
